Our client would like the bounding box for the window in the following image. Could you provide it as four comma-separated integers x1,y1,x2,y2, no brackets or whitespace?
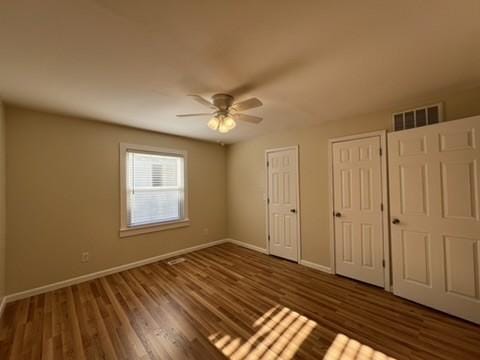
120,144,189,237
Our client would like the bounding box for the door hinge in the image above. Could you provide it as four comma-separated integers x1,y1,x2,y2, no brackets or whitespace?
382,259,385,268
268,234,270,241
267,198,270,204
379,148,382,156
267,161,270,167
380,203,384,211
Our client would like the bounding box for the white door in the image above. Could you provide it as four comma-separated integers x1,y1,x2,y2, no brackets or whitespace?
389,115,480,324
267,147,299,261
332,137,385,287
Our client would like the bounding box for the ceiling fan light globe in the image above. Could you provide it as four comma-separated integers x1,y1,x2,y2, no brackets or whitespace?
218,121,230,133
223,116,236,130
207,117,220,130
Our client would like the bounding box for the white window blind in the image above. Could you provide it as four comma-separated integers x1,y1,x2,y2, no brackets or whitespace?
126,151,185,227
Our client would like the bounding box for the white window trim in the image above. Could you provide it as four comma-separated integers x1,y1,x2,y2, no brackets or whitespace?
119,143,190,238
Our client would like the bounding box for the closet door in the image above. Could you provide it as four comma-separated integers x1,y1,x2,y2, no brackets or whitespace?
333,136,385,287
389,115,480,324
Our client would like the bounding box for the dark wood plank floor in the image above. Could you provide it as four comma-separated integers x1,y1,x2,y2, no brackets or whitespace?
1,243,479,359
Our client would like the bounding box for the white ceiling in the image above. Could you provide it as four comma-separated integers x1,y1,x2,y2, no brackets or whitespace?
0,0,479,143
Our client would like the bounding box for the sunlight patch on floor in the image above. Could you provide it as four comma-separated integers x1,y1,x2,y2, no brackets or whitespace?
323,334,396,360
208,305,316,359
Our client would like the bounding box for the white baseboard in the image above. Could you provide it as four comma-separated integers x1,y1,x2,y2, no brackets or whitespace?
5,239,228,303
2,238,332,308
0,296,6,318
226,238,333,274
226,238,268,254
299,260,332,274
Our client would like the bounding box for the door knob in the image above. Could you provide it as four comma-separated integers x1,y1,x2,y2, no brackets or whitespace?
335,212,342,217
392,218,400,225
290,209,297,213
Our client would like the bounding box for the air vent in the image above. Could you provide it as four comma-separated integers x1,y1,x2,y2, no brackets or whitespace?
167,257,186,265
392,103,443,131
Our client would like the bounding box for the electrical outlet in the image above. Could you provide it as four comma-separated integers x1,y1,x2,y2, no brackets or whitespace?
203,228,209,235
81,252,89,263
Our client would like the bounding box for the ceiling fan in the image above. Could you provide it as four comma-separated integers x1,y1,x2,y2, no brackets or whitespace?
176,93,263,133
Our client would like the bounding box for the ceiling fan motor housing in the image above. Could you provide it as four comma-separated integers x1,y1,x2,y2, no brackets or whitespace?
212,93,234,111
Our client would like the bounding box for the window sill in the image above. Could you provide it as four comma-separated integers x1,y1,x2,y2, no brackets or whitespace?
119,219,190,238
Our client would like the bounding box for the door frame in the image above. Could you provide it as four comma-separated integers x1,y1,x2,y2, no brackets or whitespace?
328,130,391,291
265,145,301,262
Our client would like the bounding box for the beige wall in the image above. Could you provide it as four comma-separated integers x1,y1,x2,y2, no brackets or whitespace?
227,86,480,268
0,101,5,301
6,106,227,294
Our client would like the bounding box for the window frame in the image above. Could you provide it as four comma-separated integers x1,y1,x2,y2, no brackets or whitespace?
119,143,189,238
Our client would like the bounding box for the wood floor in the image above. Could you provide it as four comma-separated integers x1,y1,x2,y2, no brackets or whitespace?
1,243,479,360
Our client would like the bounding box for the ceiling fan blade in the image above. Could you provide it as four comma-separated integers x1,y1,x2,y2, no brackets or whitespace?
176,113,213,117
231,97,263,111
232,113,263,124
188,94,217,109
